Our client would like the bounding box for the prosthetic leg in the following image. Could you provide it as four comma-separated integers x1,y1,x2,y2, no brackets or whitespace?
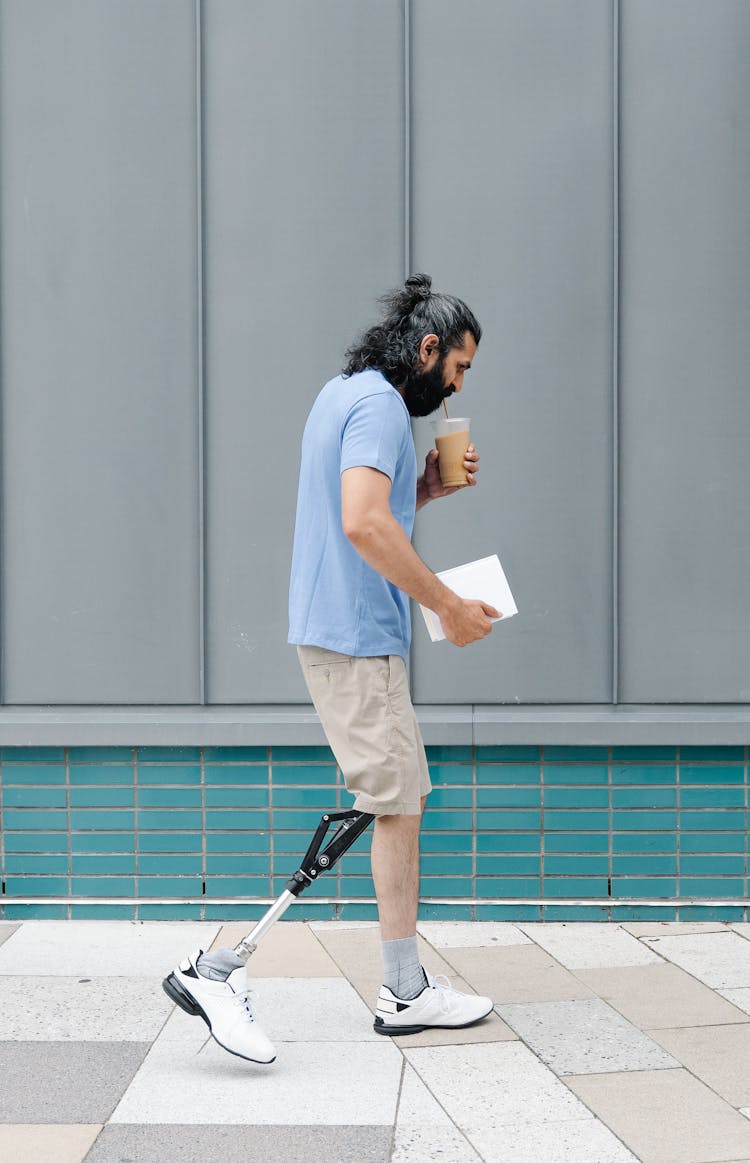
230,808,375,963
160,809,375,1061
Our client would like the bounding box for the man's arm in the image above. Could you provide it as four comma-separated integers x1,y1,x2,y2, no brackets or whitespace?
341,466,499,647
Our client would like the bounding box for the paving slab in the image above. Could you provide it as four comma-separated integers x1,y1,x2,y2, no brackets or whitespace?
244,977,381,1042
392,1009,515,1049
517,922,662,969
392,1126,482,1160
731,924,750,940
111,1036,403,1125
462,1116,640,1162
395,1062,453,1126
720,988,750,1017
391,1062,483,1159
642,931,750,990
405,1041,592,1128
495,997,679,1075
0,1042,150,1123
213,921,342,977
566,1068,750,1163
417,921,532,948
622,921,732,937
0,921,220,977
575,963,750,1030
393,1064,636,1163
309,925,386,1004
85,1124,393,1162
0,976,173,1041
0,1124,102,1163
0,924,19,948
649,1024,750,1107
437,944,595,1004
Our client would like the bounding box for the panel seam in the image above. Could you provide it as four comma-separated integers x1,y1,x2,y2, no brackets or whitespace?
404,0,416,697
196,0,207,705
612,0,621,706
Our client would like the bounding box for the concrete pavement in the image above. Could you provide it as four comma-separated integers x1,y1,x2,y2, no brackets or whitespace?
1,919,750,1161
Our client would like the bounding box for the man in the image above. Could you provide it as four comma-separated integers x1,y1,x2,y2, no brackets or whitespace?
164,274,499,1063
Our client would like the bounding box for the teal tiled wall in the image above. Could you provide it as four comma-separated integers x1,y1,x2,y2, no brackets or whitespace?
1,745,747,921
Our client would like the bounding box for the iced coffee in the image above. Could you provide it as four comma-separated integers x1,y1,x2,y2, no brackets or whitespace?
431,417,471,488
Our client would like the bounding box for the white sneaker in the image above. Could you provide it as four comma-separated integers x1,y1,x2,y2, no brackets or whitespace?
373,970,493,1036
162,948,276,1064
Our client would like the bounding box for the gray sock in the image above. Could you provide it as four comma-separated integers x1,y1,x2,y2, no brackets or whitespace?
382,936,427,1000
197,946,246,981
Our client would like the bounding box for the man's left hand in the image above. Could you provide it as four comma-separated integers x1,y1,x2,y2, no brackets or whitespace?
417,443,480,507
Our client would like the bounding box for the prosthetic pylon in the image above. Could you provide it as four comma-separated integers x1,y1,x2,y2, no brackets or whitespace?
232,809,375,963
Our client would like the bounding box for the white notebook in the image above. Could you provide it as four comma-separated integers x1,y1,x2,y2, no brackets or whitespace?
419,554,518,642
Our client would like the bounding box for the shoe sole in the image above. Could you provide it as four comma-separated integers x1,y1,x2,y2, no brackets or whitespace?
373,1005,493,1037
161,972,276,1065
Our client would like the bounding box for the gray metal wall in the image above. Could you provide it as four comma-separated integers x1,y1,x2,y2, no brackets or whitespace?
618,0,750,703
0,0,748,712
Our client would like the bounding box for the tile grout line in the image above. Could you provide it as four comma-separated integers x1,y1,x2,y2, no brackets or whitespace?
133,747,139,923
539,746,545,922
608,744,614,922
676,745,681,922
201,746,207,923
386,1053,406,1163
0,751,4,922
554,1073,650,1162
65,747,71,920
396,1051,488,1163
471,745,477,922
739,744,744,925
267,746,274,907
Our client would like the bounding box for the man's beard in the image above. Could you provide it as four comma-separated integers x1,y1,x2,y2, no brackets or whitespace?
401,354,454,417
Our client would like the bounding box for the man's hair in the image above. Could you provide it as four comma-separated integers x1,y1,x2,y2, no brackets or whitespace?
343,273,481,383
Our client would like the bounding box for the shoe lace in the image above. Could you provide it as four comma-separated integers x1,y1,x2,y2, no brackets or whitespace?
430,973,460,1014
233,988,256,1023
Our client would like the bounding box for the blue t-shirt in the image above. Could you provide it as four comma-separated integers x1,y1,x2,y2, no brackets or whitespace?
288,369,417,658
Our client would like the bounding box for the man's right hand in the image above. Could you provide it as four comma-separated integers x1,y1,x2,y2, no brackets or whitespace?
439,595,502,647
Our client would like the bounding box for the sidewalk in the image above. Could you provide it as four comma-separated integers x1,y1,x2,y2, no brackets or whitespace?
1,919,750,1161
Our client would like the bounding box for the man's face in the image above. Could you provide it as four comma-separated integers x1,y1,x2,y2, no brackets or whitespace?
402,332,477,418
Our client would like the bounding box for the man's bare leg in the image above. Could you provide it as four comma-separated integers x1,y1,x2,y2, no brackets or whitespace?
371,796,427,998
370,804,423,938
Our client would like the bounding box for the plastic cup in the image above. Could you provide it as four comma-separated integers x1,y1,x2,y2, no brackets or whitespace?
431,417,471,488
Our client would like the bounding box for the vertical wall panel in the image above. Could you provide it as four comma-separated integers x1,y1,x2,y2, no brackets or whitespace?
0,0,201,702
0,1,746,716
410,0,614,703
619,0,750,701
203,0,404,703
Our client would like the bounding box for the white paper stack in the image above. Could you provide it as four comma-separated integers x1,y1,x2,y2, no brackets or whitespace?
419,554,518,642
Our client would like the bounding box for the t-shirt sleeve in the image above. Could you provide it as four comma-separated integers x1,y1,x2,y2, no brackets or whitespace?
339,393,407,482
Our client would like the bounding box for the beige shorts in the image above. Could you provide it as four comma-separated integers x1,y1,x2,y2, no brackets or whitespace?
297,646,432,816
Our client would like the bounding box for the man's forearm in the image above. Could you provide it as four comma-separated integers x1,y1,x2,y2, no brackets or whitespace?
346,511,456,616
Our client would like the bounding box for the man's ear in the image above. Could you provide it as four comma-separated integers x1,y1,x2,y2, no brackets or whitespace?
417,333,440,368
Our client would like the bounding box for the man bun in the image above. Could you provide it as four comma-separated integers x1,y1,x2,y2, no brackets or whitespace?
404,273,432,302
